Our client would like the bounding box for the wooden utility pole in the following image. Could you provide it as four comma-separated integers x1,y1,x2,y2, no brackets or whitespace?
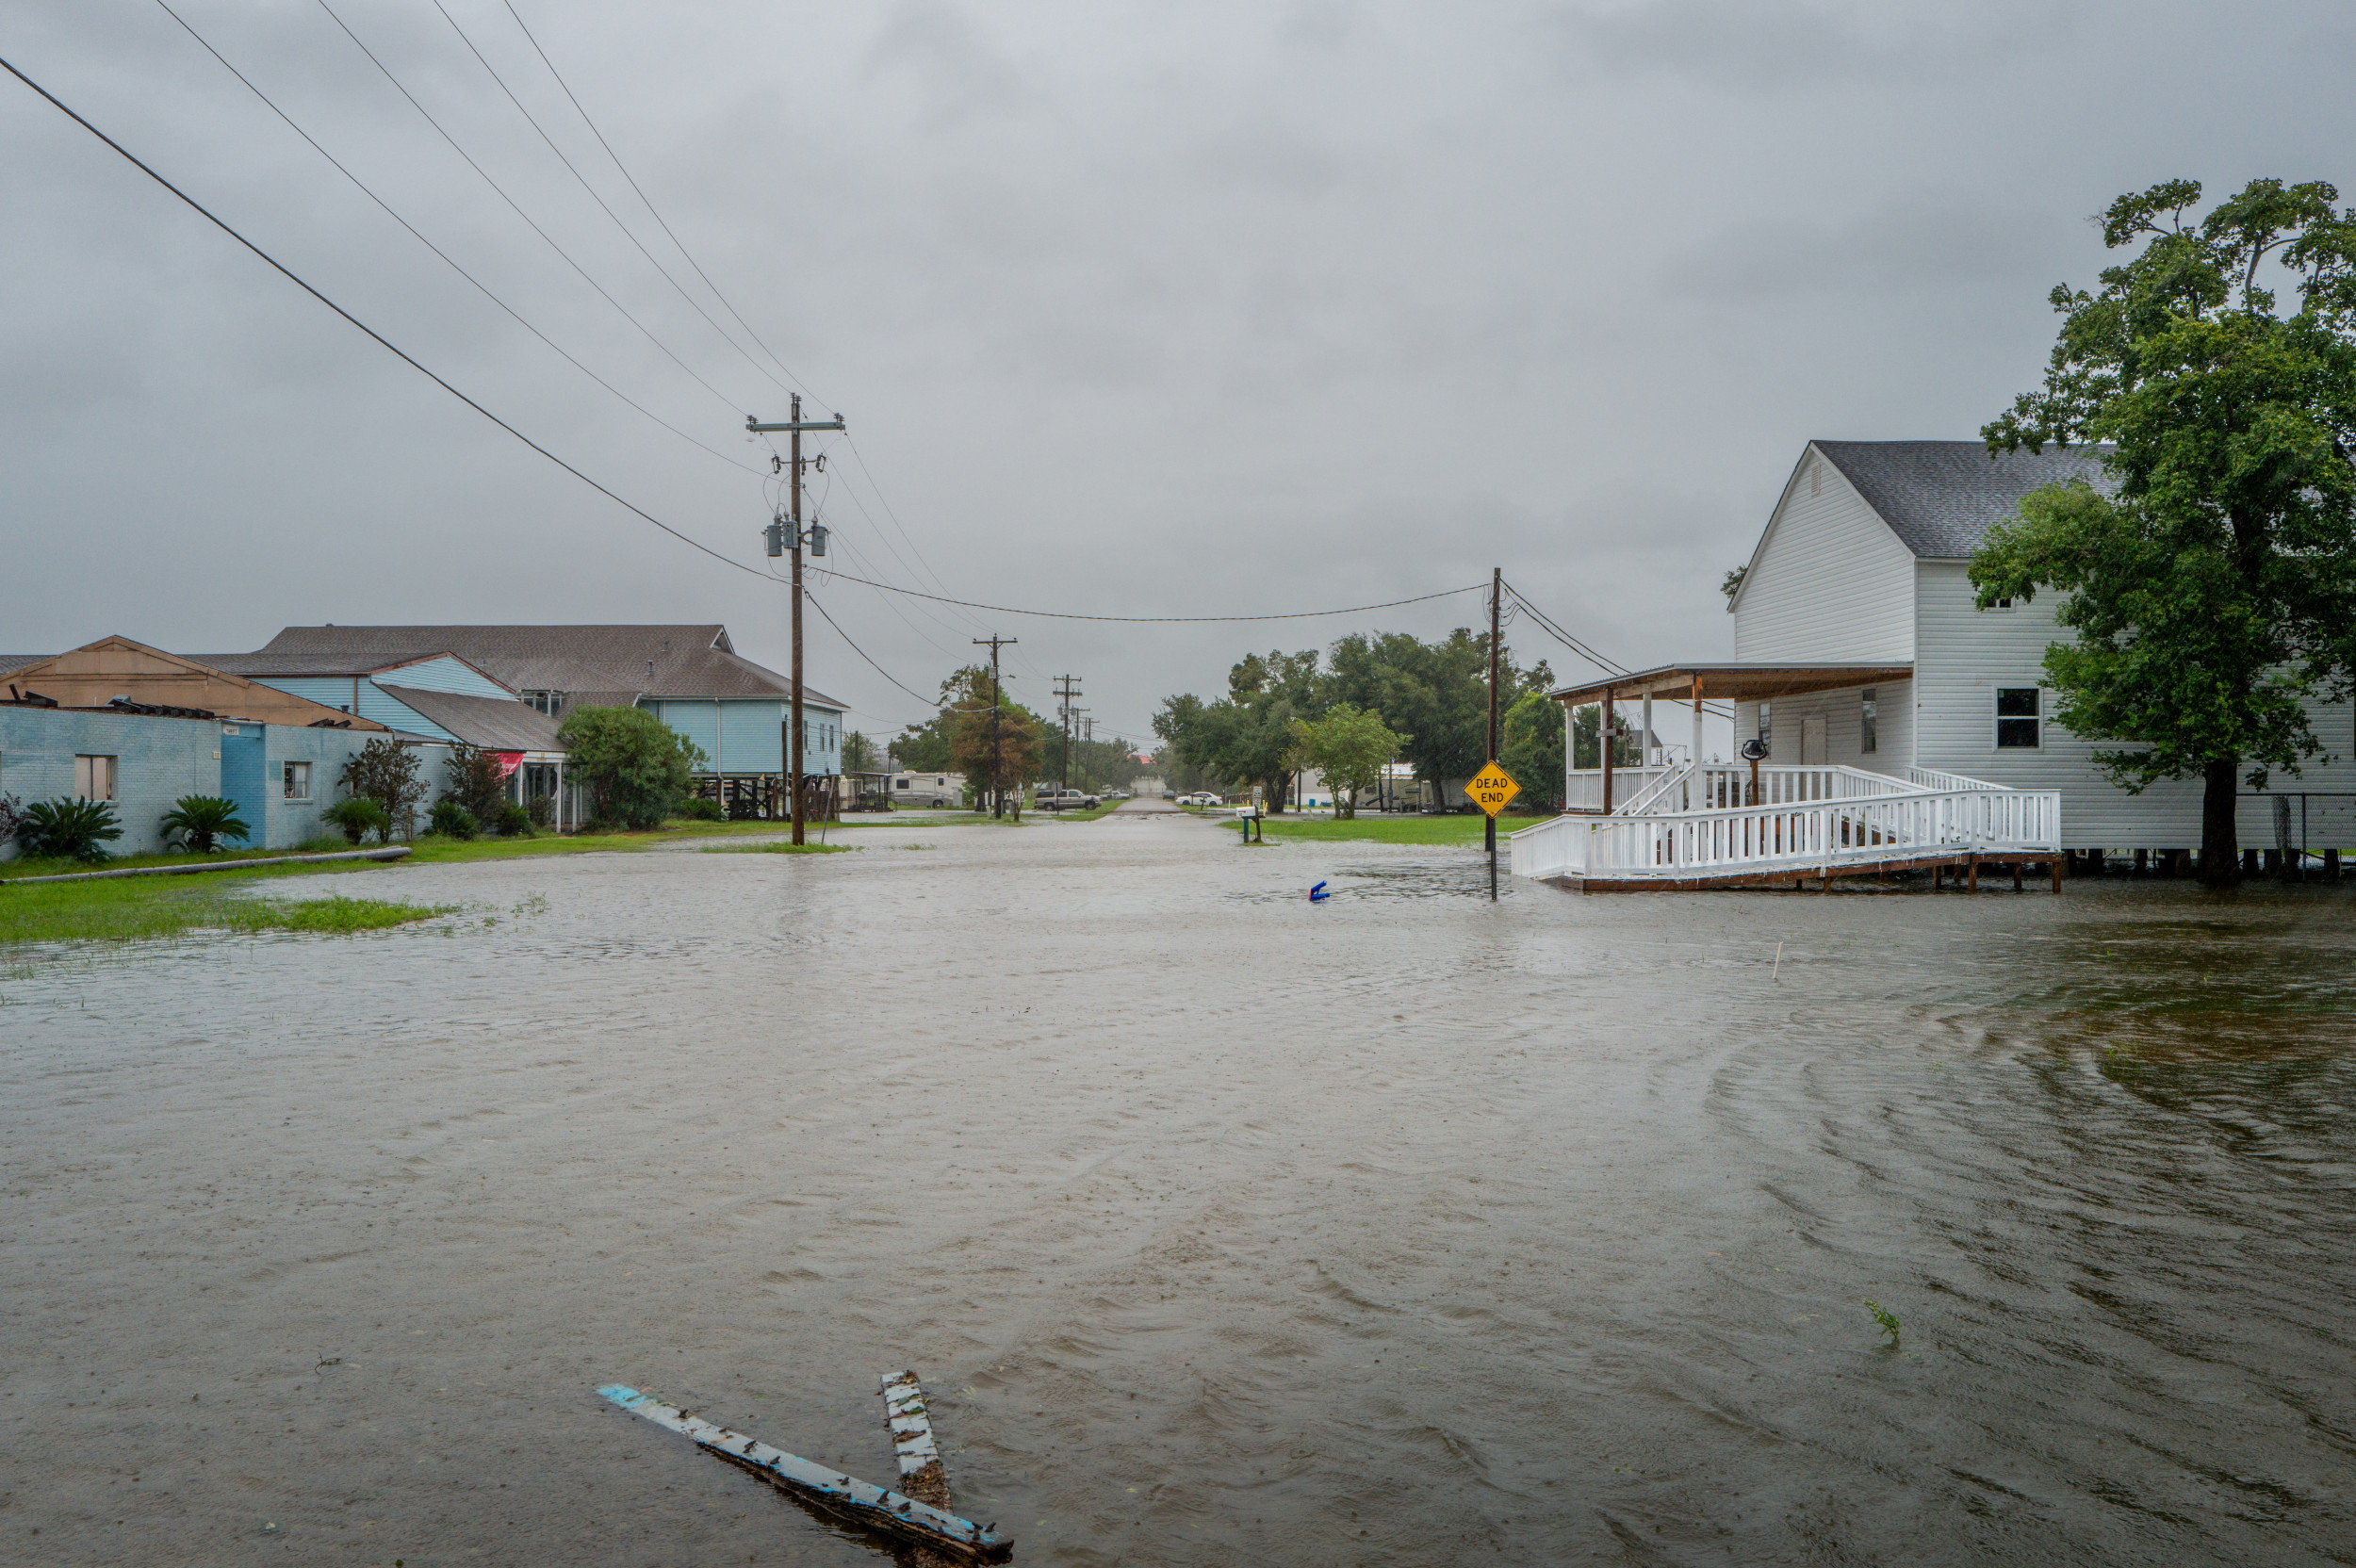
1487,566,1501,901
1055,674,1082,803
746,400,844,844
973,636,1015,817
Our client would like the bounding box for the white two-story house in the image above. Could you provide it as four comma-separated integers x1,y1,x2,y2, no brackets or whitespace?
1526,440,2354,884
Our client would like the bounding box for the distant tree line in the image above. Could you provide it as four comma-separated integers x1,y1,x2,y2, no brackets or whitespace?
1153,629,1559,813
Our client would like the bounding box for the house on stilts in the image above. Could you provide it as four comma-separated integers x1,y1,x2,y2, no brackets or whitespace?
1511,440,2356,891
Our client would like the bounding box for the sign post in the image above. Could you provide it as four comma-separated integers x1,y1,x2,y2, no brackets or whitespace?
1465,761,1521,899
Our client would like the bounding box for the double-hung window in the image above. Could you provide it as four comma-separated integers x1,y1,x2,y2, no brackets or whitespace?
74,754,117,800
284,760,313,800
1995,688,2041,749
1859,688,1878,755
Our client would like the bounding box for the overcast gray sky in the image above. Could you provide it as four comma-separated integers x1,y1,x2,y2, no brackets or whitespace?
7,0,2352,750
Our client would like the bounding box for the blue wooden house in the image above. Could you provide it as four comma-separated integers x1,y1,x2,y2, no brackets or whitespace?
207,625,846,816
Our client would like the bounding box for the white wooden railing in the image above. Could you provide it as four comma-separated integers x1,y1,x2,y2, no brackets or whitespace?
1569,763,1931,815
1511,783,2060,884
1902,766,2006,792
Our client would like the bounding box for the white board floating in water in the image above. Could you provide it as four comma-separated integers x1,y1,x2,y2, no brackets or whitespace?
597,1384,1011,1563
880,1370,941,1472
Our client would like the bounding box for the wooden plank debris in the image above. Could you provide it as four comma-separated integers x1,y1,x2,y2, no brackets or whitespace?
597,1384,1011,1563
882,1371,957,1568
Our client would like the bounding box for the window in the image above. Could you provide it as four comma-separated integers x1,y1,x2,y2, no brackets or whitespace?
1982,597,2014,611
1859,688,1878,755
895,777,909,791
1996,687,2041,748
521,691,565,715
284,760,312,800
74,755,117,800
1756,702,1771,758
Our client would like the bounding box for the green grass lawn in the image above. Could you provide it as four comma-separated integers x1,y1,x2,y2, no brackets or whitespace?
0,839,375,882
0,867,455,945
1035,798,1124,822
1218,812,1506,845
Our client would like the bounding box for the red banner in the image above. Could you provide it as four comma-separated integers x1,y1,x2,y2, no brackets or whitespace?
492,751,524,778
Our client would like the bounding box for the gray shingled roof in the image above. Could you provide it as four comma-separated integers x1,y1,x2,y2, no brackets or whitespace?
0,655,51,677
202,625,847,711
1813,440,2116,558
373,684,566,752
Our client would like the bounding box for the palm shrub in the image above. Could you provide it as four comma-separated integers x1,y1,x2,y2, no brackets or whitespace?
160,794,252,854
429,798,479,840
495,803,533,837
18,797,123,862
322,798,390,845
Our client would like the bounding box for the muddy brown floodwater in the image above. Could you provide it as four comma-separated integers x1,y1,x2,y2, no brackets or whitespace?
4,808,2354,1566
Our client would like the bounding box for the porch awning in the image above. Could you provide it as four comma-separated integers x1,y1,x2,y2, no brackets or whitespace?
1549,662,1912,707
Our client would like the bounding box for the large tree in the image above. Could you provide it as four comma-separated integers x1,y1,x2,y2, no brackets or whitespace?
1287,702,1407,818
1974,178,2356,885
1326,629,1549,789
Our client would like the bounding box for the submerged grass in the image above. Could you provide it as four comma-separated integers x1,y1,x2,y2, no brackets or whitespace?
0,871,455,945
1217,813,1496,846
701,841,859,855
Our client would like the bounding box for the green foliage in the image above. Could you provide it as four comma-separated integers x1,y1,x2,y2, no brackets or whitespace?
1287,702,1407,818
929,664,1045,811
1721,564,1747,600
1500,690,1564,812
842,729,880,775
0,875,453,945
1158,631,1550,808
673,795,726,822
891,707,957,773
322,797,390,845
495,803,533,837
1865,1299,1901,1345
0,792,25,847
429,799,479,840
1976,178,2356,883
338,737,428,841
17,797,123,862
442,743,511,827
159,794,252,854
525,792,555,828
556,705,707,829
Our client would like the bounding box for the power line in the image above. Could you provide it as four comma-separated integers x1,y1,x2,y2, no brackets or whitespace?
806,569,1487,624
149,0,757,476
309,0,749,415
802,583,941,708
1502,578,1738,720
426,0,793,402
497,0,812,400
0,52,774,583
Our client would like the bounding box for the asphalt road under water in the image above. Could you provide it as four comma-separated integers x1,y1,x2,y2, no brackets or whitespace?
4,808,2352,1565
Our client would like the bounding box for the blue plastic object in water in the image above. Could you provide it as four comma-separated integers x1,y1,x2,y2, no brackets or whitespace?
1309,881,1330,902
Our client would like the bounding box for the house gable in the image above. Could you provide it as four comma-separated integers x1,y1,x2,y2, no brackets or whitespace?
1730,445,1916,664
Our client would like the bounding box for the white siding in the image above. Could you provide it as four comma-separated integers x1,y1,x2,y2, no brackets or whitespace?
1913,560,2356,849
1731,448,1917,663
1732,678,1912,776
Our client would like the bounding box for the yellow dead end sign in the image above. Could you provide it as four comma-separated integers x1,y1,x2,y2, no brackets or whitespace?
1465,761,1520,817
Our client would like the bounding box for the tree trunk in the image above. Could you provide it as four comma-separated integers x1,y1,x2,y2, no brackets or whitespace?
2200,758,2240,887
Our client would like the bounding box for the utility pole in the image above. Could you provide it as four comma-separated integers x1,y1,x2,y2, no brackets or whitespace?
1054,675,1083,802
1488,566,1501,901
747,400,844,845
973,636,1015,817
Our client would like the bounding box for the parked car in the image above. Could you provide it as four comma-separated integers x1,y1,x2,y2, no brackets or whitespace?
1034,789,1099,811
1176,792,1222,808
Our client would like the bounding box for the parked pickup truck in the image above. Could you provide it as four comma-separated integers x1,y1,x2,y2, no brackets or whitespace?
1034,789,1100,811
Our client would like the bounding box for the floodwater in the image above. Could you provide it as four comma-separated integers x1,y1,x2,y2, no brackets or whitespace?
4,805,2353,1566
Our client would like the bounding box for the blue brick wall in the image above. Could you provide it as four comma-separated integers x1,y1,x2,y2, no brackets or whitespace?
1,707,226,856
0,708,410,856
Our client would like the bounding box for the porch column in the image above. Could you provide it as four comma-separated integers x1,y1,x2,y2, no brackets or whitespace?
554,760,564,831
1561,700,1573,813
1642,693,1655,768
1602,692,1615,814
1692,677,1704,808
